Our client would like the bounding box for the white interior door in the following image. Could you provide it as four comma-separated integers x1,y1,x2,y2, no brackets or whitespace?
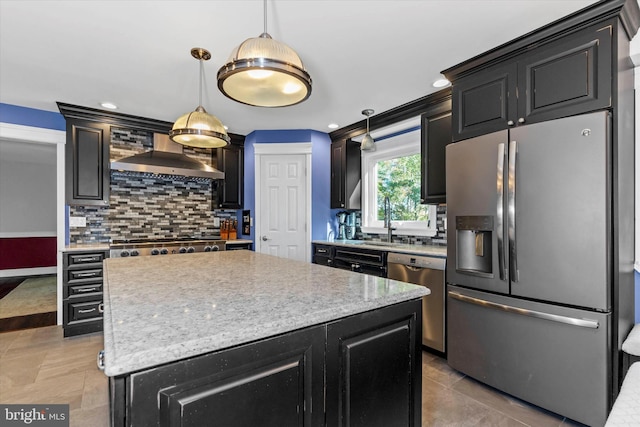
255,144,311,262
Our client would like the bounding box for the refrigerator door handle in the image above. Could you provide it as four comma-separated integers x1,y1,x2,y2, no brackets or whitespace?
448,291,600,329
508,140,518,282
496,143,506,281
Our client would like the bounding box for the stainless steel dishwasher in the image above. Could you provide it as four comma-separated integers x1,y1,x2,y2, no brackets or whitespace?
387,252,446,353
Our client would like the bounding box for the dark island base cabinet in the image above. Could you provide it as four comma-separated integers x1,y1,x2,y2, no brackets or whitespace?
109,299,422,427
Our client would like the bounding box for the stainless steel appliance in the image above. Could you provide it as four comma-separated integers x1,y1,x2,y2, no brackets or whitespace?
445,111,625,426
110,237,226,258
387,252,445,353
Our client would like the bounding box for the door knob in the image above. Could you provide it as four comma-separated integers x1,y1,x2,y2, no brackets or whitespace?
262,236,269,241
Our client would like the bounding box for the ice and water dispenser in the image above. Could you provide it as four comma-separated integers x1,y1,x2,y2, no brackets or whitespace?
455,216,493,277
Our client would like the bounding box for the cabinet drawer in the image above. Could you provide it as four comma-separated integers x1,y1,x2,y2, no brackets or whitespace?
66,268,102,282
66,282,103,298
68,252,105,266
68,300,103,322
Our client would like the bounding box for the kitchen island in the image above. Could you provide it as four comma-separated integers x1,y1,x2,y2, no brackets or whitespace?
103,250,428,427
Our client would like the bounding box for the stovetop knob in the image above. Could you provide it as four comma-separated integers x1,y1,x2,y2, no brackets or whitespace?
120,250,130,257
187,246,195,253
179,247,187,254
131,250,140,257
160,248,169,255
150,248,160,256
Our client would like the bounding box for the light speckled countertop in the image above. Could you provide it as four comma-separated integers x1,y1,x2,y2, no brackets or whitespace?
102,251,429,376
313,240,447,258
62,243,110,252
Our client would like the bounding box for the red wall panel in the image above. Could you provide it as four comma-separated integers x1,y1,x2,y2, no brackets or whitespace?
0,237,57,270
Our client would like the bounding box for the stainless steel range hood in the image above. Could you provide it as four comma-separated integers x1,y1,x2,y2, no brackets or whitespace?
110,133,224,180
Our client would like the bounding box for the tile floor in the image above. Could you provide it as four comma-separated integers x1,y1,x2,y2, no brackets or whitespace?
0,325,585,426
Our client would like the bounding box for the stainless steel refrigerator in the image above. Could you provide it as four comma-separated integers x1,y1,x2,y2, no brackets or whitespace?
445,111,619,426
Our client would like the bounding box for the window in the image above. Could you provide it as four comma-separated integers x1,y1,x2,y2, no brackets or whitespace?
361,127,437,237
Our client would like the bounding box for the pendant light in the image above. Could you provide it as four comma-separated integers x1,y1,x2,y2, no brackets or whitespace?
360,109,376,152
170,48,231,149
217,0,312,107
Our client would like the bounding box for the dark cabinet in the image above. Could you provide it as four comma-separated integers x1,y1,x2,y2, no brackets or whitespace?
326,299,422,427
110,299,423,427
119,325,325,427
420,97,452,204
331,139,361,209
65,119,110,205
215,143,244,209
313,244,334,267
451,22,612,141
62,249,108,337
333,246,387,277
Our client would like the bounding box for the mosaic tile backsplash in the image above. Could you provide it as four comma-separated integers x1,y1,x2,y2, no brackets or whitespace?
69,128,219,243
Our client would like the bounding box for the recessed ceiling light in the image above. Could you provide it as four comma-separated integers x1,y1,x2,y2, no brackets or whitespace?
328,123,339,129
100,102,118,109
432,78,451,88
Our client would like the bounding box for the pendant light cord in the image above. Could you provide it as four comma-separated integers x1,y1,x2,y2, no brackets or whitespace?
264,0,268,34
198,58,203,107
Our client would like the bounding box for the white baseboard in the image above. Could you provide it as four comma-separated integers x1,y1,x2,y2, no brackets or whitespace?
0,267,57,278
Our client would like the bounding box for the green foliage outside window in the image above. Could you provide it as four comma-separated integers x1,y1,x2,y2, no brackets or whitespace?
376,154,429,222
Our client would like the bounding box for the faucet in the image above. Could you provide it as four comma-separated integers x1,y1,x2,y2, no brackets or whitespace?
383,196,395,243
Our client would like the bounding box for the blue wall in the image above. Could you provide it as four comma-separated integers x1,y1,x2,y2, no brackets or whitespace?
0,103,65,131
241,129,335,252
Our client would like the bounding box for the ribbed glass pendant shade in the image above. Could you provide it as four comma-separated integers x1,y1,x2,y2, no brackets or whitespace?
170,48,230,149
360,109,376,151
218,33,312,107
170,106,230,148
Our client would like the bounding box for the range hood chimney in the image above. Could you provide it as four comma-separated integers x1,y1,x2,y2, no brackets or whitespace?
110,133,224,180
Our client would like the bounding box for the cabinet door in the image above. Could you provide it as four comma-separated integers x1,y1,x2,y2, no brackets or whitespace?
326,300,422,427
123,325,325,427
421,103,452,204
517,22,612,126
331,140,346,208
452,61,518,141
331,139,361,209
65,119,110,205
216,144,244,209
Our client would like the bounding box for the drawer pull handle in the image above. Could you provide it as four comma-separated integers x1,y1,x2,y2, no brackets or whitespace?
76,287,98,293
78,308,96,314
98,303,104,313
75,272,97,278
448,291,599,329
76,257,99,263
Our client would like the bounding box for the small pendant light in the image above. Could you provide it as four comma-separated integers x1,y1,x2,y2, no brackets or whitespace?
170,48,230,149
217,0,312,107
360,109,376,152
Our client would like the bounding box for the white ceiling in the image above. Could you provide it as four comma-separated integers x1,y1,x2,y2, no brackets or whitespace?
0,0,612,136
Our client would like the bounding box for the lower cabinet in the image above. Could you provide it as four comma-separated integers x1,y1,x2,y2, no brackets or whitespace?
326,300,422,427
63,250,108,337
313,244,387,277
109,299,422,427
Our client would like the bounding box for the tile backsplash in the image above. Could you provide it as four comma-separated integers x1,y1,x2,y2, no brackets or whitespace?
69,128,219,243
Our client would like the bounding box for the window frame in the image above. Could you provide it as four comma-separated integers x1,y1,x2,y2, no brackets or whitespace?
360,129,437,237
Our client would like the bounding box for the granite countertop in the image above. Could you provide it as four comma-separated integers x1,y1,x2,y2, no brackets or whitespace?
62,243,110,252
102,251,429,377
313,240,447,258
225,239,253,245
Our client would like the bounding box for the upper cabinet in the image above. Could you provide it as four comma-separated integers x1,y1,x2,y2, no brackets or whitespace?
449,22,612,141
330,139,361,209
64,118,110,206
420,97,452,205
215,141,244,209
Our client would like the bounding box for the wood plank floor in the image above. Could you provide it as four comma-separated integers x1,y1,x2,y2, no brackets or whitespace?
0,325,584,426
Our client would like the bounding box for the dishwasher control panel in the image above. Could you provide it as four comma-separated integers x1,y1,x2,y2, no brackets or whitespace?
387,252,445,270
